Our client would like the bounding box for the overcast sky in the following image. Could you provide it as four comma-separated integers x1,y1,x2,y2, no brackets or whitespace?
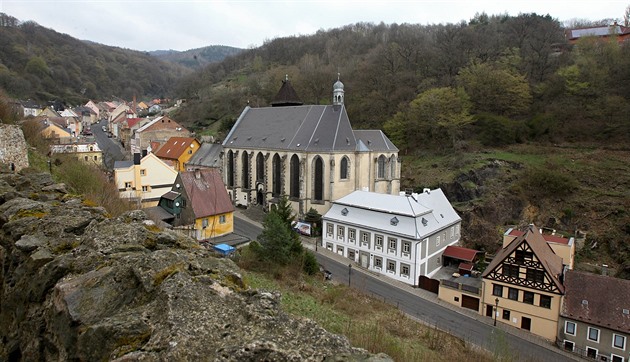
2,0,628,52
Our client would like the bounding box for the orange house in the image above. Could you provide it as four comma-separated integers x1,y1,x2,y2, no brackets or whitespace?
154,137,201,171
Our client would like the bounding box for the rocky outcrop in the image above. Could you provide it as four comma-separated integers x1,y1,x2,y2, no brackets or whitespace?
0,124,29,173
0,169,388,361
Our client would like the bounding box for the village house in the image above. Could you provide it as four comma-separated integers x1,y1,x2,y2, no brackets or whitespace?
152,168,234,240
222,76,400,217
130,115,190,156
481,225,568,341
114,153,178,208
153,136,201,172
321,188,461,286
49,141,103,166
184,143,223,171
38,118,72,140
558,270,630,362
566,22,630,44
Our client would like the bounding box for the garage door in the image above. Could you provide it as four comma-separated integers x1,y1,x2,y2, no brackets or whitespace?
461,295,479,312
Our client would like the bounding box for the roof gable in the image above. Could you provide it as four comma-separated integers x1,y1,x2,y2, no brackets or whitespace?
483,225,565,294
178,169,234,218
154,137,199,160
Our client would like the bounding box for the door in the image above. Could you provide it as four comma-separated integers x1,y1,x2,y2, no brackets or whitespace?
461,295,479,312
360,252,369,268
486,304,494,317
521,317,531,331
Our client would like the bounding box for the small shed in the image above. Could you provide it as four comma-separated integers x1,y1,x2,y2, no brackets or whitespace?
213,243,235,257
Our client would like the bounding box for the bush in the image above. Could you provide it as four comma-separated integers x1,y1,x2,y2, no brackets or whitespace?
518,166,577,200
302,251,319,275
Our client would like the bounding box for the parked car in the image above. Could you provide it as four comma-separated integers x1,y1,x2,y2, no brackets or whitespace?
102,125,107,132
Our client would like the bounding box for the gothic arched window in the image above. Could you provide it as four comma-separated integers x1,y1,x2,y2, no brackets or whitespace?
226,150,234,187
314,156,324,201
340,156,349,180
272,153,282,196
290,154,299,198
241,151,250,188
377,155,386,179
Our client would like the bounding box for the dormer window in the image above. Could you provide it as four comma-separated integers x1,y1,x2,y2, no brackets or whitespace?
390,217,399,226
421,217,428,226
341,208,348,216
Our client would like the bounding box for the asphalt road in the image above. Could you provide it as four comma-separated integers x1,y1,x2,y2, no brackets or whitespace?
92,120,124,170
232,215,576,361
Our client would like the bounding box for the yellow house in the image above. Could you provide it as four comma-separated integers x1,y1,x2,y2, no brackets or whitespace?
481,225,566,341
50,142,103,166
168,168,234,240
114,153,178,208
40,119,71,139
154,137,201,172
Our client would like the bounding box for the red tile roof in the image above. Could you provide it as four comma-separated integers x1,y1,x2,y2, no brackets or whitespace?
154,137,197,161
562,270,630,333
443,245,478,262
180,169,233,218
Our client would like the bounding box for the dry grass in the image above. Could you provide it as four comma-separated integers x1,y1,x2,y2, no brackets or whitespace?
243,267,493,362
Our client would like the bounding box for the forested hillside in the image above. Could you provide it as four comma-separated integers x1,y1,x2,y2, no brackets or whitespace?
173,13,630,147
150,45,244,69
0,13,190,104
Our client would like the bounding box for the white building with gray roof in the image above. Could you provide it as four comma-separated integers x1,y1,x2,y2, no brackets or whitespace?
222,77,400,216
322,188,461,286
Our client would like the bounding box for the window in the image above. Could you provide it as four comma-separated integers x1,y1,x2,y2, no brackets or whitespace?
503,264,519,278
450,226,454,238
242,151,250,189
612,354,624,362
348,249,355,260
374,257,383,268
340,156,349,179
140,169,146,176
539,295,552,309
436,235,440,247
313,156,323,201
402,241,411,254
388,237,397,251
326,224,333,236
375,235,383,248
508,288,519,301
256,152,264,181
502,309,510,320
401,263,410,276
326,242,333,250
273,154,282,196
492,284,503,297
586,347,597,359
387,259,396,272
289,154,299,198
348,228,356,241
588,327,600,342
523,291,534,305
337,226,345,240
142,185,149,192
337,245,344,254
515,249,533,263
613,334,626,349
93,155,98,161
564,321,576,336
202,218,208,228
526,268,545,283
182,199,187,208
219,215,226,224
361,231,369,244
563,341,574,352
377,155,386,179
125,181,132,189
84,156,88,161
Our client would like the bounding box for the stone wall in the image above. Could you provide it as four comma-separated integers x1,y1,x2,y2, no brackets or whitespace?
0,124,29,172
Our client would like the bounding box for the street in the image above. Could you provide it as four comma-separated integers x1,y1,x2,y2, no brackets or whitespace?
233,215,576,362
92,119,125,170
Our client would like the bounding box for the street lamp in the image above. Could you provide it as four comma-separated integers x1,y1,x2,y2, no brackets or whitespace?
494,298,499,326
348,264,352,286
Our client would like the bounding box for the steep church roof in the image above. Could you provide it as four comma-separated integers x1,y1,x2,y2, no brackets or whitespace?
271,76,303,107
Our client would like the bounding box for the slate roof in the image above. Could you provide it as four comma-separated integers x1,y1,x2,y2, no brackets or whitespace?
323,189,460,240
186,143,223,168
114,160,133,169
483,224,565,293
180,168,234,219
223,105,397,153
562,270,630,333
154,137,198,161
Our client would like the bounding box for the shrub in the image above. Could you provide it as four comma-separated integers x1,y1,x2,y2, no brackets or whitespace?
518,166,577,200
302,251,319,275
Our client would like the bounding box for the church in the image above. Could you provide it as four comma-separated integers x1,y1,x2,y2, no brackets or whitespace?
221,76,400,217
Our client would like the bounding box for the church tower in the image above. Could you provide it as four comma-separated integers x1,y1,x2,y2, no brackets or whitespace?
332,73,344,106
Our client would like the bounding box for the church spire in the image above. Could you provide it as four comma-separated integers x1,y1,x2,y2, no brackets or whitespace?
332,73,344,106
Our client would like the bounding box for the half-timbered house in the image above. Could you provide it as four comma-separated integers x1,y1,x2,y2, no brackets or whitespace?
481,224,566,340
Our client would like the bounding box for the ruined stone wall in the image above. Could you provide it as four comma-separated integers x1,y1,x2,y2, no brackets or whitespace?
0,124,29,172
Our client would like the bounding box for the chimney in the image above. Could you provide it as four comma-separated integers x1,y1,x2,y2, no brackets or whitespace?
133,153,141,165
